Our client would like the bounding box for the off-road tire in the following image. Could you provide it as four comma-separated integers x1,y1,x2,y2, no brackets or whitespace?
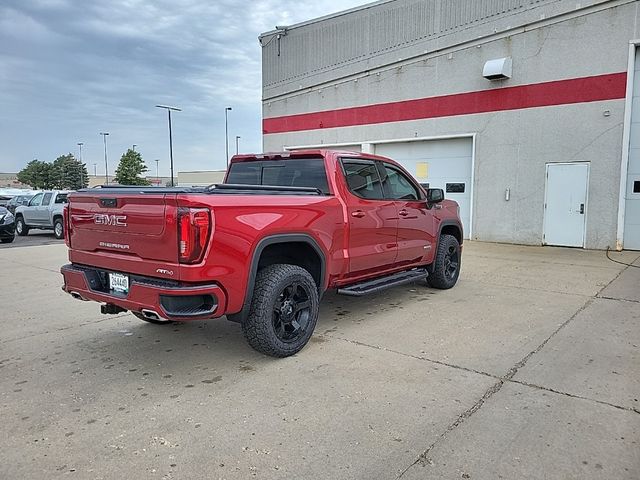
427,234,461,289
131,312,174,325
1,237,14,243
15,216,29,236
242,264,319,357
53,218,64,239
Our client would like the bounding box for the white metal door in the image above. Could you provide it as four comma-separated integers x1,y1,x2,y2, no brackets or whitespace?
623,48,640,250
374,138,473,238
543,163,589,247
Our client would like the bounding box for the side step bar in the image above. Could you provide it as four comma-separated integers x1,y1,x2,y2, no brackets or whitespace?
337,268,428,297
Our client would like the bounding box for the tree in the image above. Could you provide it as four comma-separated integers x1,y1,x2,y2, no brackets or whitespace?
114,149,151,185
16,160,54,189
50,154,89,190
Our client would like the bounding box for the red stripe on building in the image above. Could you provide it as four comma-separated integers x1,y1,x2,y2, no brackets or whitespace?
263,72,627,134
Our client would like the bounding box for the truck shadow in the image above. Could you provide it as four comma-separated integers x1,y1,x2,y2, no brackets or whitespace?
36,282,436,400
317,281,435,333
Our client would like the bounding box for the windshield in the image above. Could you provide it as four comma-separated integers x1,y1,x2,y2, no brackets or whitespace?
226,158,330,194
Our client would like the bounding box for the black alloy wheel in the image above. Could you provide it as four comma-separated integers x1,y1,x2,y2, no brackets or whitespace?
427,234,461,289
243,264,319,357
443,242,459,282
272,281,312,343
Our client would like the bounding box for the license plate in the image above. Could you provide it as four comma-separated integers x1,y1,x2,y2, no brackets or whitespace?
109,272,129,294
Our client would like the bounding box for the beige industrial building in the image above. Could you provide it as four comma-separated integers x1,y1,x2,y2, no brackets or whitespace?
0,173,29,189
177,170,226,187
260,0,640,250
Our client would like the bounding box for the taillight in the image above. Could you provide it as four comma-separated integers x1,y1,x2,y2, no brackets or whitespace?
178,207,211,264
63,204,71,247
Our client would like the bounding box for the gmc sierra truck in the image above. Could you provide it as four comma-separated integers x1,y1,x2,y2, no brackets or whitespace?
61,150,463,357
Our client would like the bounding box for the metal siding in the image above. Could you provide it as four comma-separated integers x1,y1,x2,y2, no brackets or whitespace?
262,0,609,96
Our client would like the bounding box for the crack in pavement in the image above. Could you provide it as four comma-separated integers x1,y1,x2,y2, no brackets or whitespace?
390,258,635,478
510,378,640,415
392,299,594,479
596,295,640,304
327,332,639,416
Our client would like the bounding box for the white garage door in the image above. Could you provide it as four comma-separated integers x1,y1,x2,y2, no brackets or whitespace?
374,138,473,238
624,48,640,250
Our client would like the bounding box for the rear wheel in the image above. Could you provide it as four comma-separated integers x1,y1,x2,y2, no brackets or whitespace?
242,264,319,357
15,216,28,236
1,237,14,243
132,312,173,325
53,218,64,239
427,234,461,289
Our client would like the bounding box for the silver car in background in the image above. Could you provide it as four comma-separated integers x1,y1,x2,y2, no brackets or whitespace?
14,190,70,239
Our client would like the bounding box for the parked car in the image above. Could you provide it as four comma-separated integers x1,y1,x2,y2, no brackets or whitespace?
15,190,70,239
61,150,463,357
0,206,15,243
6,194,35,214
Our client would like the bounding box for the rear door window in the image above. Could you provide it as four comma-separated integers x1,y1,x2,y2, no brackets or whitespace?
42,193,53,206
227,158,329,194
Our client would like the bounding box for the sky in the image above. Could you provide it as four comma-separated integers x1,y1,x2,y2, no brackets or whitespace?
0,0,370,176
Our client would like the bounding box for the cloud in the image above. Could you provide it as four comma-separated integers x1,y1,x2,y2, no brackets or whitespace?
0,0,370,175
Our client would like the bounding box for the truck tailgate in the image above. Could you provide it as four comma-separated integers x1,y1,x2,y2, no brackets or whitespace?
67,192,179,273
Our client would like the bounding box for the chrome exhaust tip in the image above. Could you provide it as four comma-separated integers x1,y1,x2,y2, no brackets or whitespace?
69,291,87,301
141,309,161,321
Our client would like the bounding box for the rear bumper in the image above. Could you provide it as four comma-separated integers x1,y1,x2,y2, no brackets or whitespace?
61,263,228,321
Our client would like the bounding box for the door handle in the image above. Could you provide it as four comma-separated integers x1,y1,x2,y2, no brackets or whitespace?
579,204,584,215
351,210,366,218
398,209,409,217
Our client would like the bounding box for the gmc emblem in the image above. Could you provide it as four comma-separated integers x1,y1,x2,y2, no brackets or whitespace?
94,214,127,227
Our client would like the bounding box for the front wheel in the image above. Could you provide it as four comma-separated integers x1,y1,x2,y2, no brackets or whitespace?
427,234,461,289
242,264,319,357
1,237,14,243
15,217,29,236
53,218,64,239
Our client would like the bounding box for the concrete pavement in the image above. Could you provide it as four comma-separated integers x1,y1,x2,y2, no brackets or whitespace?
0,242,638,479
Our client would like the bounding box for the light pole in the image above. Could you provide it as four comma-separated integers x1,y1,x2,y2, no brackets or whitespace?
224,106,232,168
77,142,84,188
132,144,137,152
99,132,109,184
93,163,97,176
235,135,241,155
155,159,159,185
156,105,181,187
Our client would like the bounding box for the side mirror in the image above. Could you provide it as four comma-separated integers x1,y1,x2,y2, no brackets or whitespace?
427,188,444,204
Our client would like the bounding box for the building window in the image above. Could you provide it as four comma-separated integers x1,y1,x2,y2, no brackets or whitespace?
446,183,465,193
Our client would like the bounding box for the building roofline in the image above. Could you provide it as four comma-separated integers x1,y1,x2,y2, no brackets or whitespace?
259,0,393,38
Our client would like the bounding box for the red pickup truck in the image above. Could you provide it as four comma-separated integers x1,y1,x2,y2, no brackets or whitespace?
61,150,463,357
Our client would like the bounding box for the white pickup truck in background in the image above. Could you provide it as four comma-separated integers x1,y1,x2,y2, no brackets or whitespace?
15,190,70,239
